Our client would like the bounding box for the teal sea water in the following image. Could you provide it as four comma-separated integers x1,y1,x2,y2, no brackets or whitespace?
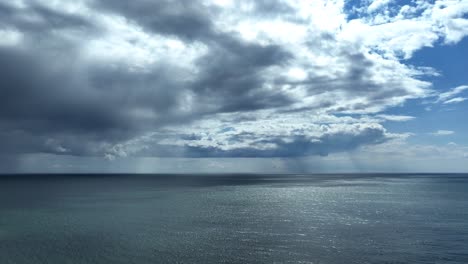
1,174,467,263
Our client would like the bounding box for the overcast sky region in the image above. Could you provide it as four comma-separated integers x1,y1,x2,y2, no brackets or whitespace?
1,0,468,173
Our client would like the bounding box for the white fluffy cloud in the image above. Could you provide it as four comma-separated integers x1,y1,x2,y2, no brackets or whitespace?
430,130,455,136
437,85,468,104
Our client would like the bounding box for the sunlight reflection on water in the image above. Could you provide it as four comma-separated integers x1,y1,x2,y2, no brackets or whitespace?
0,174,467,263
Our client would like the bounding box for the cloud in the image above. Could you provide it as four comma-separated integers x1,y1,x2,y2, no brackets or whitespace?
443,97,467,104
104,116,395,159
437,85,468,104
344,0,468,58
367,0,391,13
0,0,467,168
377,115,416,122
430,130,455,136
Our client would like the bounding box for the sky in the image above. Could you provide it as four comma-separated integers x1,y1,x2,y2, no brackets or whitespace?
1,0,468,173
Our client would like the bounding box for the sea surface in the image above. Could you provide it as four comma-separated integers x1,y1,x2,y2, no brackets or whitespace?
1,174,467,264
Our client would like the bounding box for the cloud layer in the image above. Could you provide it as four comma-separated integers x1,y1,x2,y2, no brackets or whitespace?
1,0,468,169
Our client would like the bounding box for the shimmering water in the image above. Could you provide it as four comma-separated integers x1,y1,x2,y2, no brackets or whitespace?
1,174,467,263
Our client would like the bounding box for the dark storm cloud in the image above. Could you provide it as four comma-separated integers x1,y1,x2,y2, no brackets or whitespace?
0,0,405,168
0,42,199,157
0,37,190,160
93,0,295,39
130,125,389,158
0,48,122,133
191,38,294,113
0,47,127,137
94,0,216,42
0,30,291,160
0,2,219,159
95,0,295,113
0,2,94,36
253,0,295,15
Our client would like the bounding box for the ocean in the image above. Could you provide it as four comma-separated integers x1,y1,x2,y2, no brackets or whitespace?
1,174,467,263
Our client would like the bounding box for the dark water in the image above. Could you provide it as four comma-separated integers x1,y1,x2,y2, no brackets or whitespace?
1,174,467,264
